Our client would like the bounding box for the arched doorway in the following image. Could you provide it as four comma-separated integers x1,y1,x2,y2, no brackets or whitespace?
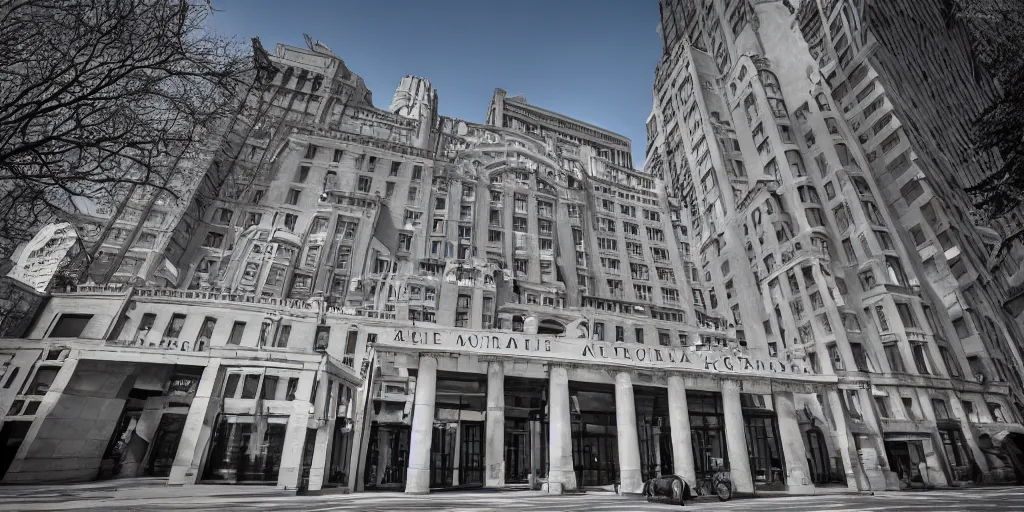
805,427,833,484
537,319,565,335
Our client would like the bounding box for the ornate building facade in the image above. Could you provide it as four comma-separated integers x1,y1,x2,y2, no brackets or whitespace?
650,0,1024,491
1,0,1024,497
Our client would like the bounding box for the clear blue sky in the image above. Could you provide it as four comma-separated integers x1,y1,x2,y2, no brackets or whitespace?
209,0,662,166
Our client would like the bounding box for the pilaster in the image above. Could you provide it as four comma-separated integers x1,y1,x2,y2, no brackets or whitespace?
405,355,438,494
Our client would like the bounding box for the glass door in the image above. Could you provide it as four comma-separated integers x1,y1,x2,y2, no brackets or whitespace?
744,414,784,487
505,420,531,483
806,428,832,484
146,413,186,477
459,422,484,486
363,424,410,489
430,422,456,488
659,427,675,477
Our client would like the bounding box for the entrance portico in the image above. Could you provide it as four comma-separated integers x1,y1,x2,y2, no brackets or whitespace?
372,327,843,495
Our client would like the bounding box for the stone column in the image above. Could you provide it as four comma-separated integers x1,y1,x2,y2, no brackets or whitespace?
915,390,952,487
855,388,898,490
277,370,316,490
485,361,506,488
306,418,335,492
168,358,221,485
615,371,643,493
547,365,577,493
773,391,815,494
529,419,541,489
667,375,696,488
947,390,988,472
825,388,864,491
405,356,438,494
2,354,80,481
721,380,754,494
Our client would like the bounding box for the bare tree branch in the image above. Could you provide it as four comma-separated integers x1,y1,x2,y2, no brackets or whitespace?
0,0,256,263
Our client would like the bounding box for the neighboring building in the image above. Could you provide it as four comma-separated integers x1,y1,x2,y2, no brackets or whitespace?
6,222,79,293
2,1,1024,497
648,0,1024,491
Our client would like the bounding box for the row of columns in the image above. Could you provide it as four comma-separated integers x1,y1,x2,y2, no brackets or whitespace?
404,357,821,495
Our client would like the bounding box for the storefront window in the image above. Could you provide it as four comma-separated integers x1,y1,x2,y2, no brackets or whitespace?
202,415,288,483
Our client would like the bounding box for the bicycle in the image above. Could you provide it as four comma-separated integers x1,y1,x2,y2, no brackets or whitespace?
693,470,732,501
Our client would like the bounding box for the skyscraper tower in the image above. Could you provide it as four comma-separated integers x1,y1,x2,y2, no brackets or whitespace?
648,0,1024,490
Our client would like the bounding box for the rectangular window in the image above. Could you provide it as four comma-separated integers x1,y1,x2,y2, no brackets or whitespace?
228,321,246,345
48,314,93,338
390,161,401,176
912,344,931,375
874,396,891,418
284,214,298,232
261,376,279,400
884,342,905,373
241,374,260,399
286,189,301,205
163,313,187,339
195,317,216,350
333,149,344,163
341,331,357,368
274,325,291,348
940,347,962,378
296,166,310,183
358,176,372,193
902,397,918,419
896,303,918,328
203,232,224,249
658,330,670,346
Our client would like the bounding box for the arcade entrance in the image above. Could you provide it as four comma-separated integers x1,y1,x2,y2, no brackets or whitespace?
635,385,673,481
503,377,548,486
570,383,618,488
689,391,729,476
428,372,486,489
363,424,410,490
742,393,785,490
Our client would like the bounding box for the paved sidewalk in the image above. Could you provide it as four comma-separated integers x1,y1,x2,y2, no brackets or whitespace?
1,481,1022,511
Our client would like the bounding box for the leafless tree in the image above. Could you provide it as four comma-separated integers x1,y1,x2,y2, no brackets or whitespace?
953,0,1024,219
0,0,255,262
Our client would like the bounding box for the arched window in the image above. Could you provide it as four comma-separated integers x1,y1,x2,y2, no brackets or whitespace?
512,316,524,332
538,319,565,335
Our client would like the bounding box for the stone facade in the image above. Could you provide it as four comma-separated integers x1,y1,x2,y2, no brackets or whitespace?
650,0,1024,490
2,3,1024,496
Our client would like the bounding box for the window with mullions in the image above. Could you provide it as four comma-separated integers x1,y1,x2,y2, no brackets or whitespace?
688,391,728,475
741,393,784,486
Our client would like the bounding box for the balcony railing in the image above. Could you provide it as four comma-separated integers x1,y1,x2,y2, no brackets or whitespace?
134,288,316,310
106,337,209,353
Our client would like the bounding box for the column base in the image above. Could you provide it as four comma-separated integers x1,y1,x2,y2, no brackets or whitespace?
786,483,817,495
547,469,577,493
619,469,644,494
405,468,431,494
484,461,505,488
882,469,901,491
